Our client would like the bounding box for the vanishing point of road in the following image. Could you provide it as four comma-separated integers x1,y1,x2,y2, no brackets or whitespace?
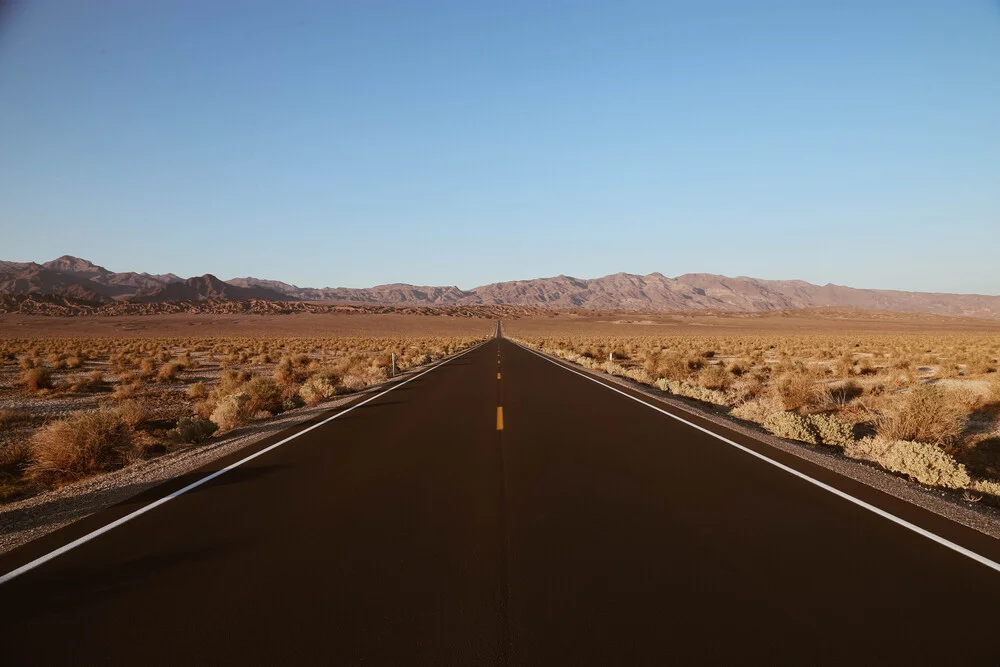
3,325,1000,665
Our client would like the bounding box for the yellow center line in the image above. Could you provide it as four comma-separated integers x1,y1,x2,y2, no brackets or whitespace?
496,406,504,431
497,372,501,380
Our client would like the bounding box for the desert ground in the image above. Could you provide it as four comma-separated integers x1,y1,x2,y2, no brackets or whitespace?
0,311,503,338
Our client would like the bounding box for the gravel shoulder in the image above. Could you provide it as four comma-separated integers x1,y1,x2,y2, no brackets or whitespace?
0,346,482,556
519,342,1000,541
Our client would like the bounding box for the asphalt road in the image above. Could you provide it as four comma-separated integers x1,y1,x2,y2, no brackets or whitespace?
3,330,1000,665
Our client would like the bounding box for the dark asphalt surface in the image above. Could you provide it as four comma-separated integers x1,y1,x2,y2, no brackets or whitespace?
3,330,1000,665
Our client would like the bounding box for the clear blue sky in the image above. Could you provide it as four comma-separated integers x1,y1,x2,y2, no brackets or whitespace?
1,1,998,293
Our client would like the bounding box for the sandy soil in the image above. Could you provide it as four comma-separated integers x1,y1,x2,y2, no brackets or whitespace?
506,308,1000,336
0,312,498,338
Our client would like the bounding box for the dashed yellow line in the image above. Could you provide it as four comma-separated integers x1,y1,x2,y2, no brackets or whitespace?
497,372,502,380
496,406,504,431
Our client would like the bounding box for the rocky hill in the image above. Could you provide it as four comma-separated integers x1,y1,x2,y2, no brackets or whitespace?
131,274,289,303
0,256,183,303
2,255,999,319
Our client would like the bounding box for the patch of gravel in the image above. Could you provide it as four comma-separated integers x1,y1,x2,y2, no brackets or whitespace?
523,345,1000,541
0,355,464,556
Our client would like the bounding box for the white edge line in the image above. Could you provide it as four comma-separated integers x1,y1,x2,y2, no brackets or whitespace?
516,342,1000,575
0,341,488,586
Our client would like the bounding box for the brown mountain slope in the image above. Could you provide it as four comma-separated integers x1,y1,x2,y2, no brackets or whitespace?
0,265,113,303
227,277,300,295
42,255,175,297
132,274,291,303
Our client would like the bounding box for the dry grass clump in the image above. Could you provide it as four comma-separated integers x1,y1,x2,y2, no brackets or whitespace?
116,399,153,429
0,409,32,426
20,366,53,393
698,364,732,390
157,361,184,382
875,384,966,445
772,372,823,411
111,382,139,400
0,433,32,500
28,407,139,485
68,370,106,393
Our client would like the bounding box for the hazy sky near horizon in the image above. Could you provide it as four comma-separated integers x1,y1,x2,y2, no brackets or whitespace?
1,1,998,293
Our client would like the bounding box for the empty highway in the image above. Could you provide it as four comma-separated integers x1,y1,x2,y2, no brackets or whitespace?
3,329,1000,665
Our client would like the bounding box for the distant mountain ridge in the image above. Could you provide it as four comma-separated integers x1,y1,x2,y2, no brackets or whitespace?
132,274,288,303
2,255,999,319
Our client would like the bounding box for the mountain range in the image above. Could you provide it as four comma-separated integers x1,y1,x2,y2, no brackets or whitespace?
2,255,999,320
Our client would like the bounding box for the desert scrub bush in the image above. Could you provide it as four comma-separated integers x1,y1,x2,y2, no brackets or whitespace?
730,396,783,424
244,376,283,415
855,357,878,376
139,357,156,376
215,369,251,396
341,374,369,392
876,384,966,445
773,372,821,411
844,437,972,489
68,370,106,393
157,361,184,382
965,354,996,376
28,407,137,484
620,366,653,385
809,414,855,447
698,364,731,390
172,416,218,445
20,366,53,393
0,434,32,500
729,376,766,403
971,479,1000,499
188,381,207,399
656,379,728,406
762,412,855,447
111,382,139,400
763,411,822,444
726,359,750,377
936,362,960,378
210,393,251,432
829,380,863,406
646,353,690,381
116,399,153,428
299,374,340,404
0,409,33,427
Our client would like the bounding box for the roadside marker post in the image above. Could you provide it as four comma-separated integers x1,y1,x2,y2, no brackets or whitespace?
391,352,395,377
